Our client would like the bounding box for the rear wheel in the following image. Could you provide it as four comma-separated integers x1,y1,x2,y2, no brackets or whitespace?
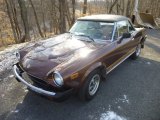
78,70,101,101
131,44,141,59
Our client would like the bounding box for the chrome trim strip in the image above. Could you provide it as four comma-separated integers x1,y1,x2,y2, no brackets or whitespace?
107,50,135,74
13,65,56,96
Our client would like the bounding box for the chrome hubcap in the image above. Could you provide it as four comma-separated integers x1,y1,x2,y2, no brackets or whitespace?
88,74,100,96
136,44,141,56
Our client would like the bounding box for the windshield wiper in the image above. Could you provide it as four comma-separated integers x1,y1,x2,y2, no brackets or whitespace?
75,34,94,42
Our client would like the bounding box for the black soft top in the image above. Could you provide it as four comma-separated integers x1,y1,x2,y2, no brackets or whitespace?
78,14,129,22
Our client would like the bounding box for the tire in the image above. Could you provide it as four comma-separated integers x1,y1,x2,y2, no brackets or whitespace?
130,44,141,60
78,70,101,101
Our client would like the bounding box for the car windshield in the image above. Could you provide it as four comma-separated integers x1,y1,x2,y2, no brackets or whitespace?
69,20,114,41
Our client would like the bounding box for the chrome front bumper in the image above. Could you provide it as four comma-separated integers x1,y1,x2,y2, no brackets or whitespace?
13,64,73,101
13,65,57,97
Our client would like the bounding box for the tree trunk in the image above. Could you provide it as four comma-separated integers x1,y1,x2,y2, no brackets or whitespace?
134,0,139,15
65,2,72,28
126,0,132,17
109,0,118,14
83,0,87,15
58,0,66,33
72,0,75,25
18,0,31,42
116,0,119,15
29,0,44,38
50,0,59,34
11,0,22,41
123,0,129,16
4,0,18,43
40,0,46,37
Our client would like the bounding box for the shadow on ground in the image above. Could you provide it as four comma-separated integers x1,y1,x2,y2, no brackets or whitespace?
146,29,160,39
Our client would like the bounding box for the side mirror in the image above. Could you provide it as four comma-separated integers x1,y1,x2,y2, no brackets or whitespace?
117,32,131,44
122,32,131,38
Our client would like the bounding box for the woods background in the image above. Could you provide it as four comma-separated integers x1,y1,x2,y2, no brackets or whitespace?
0,0,160,48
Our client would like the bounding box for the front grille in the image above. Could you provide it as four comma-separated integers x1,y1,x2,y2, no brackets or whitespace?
17,63,70,92
27,74,54,91
28,75,47,86
27,74,69,92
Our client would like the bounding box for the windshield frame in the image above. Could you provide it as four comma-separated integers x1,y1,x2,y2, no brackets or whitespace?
69,20,116,43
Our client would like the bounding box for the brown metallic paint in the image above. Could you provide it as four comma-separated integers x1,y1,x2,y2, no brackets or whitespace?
18,22,146,90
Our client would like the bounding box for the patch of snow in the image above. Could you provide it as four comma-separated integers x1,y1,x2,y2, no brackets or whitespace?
0,45,23,76
9,74,14,78
117,106,122,110
100,111,127,120
24,89,28,92
7,83,14,91
3,77,8,81
88,114,94,119
1,74,14,81
1,94,5,98
108,105,111,111
11,109,19,113
0,42,35,78
146,61,151,65
124,95,127,100
116,95,129,104
22,86,28,92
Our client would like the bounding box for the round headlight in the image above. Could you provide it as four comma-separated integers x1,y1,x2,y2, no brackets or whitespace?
16,51,20,61
54,71,64,87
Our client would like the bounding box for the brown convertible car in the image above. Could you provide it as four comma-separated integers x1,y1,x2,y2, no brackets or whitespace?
13,14,147,101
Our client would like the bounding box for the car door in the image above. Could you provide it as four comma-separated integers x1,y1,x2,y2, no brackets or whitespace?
98,22,120,71
128,20,142,49
106,20,134,71
119,20,141,55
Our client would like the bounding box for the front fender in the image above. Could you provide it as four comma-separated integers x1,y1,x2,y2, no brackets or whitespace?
80,62,106,85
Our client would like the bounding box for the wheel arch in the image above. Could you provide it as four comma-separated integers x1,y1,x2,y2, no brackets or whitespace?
80,62,107,85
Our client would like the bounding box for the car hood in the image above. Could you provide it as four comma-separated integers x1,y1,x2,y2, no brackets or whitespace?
20,33,105,79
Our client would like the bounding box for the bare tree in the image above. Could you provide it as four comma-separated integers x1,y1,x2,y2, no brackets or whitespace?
29,0,44,38
1,0,160,47
72,0,76,25
83,0,87,15
65,2,72,28
18,0,31,42
11,0,22,40
109,0,118,14
58,0,66,33
40,0,46,37
50,0,59,34
4,0,18,43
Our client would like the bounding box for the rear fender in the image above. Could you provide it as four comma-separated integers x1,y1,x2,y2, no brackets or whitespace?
140,35,147,48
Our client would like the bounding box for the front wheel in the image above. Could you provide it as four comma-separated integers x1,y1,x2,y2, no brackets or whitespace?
130,44,141,60
78,70,101,101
